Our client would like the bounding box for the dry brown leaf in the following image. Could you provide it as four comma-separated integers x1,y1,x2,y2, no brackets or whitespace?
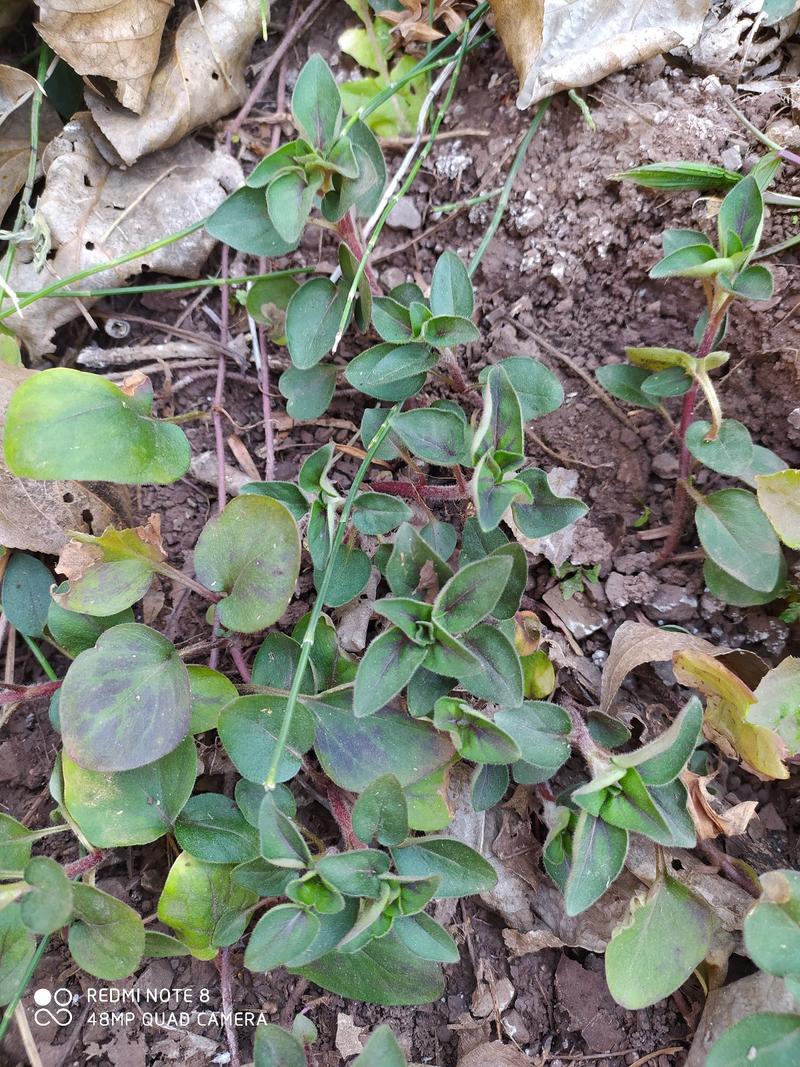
86,0,263,165
36,0,173,114
489,0,711,110
0,64,61,222
5,114,241,357
0,361,124,554
457,1042,532,1067
502,926,563,957
682,770,759,841
600,620,724,712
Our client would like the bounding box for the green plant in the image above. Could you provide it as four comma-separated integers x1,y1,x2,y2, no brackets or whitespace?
707,869,800,1065
601,154,800,605
253,1017,409,1066
0,42,586,1050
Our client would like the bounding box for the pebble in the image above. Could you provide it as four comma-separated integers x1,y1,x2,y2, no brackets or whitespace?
386,196,422,230
651,451,679,478
644,583,698,622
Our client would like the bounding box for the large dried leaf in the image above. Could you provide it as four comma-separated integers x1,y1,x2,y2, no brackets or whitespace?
489,0,711,110
5,115,241,356
600,620,723,712
0,64,61,222
36,0,173,114
0,362,124,554
86,0,263,165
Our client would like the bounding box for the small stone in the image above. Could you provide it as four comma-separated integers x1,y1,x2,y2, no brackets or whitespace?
720,145,742,172
502,1010,530,1044
644,583,698,622
386,196,422,230
381,266,406,290
471,978,515,1018
605,571,659,608
651,451,678,478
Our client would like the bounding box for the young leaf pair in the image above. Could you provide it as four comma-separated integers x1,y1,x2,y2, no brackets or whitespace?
206,54,386,256
353,554,519,717
543,698,702,917
254,1019,408,1067
345,250,479,402
470,363,586,535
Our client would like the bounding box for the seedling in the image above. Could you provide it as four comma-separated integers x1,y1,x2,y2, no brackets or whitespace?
600,153,800,605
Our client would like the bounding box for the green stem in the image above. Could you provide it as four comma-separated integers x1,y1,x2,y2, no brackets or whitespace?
13,266,314,301
0,46,49,313
753,229,800,260
433,187,502,215
341,1,490,135
0,936,49,1043
469,99,549,277
263,405,400,788
19,633,58,681
333,22,473,350
0,219,206,321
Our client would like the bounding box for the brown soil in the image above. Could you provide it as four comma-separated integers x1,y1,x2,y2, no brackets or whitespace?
2,4,800,1066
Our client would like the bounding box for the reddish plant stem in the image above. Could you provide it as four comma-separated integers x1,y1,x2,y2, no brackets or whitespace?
564,701,601,766
696,839,760,899
658,307,726,563
227,0,329,139
367,480,466,501
326,784,362,850
229,641,252,684
0,680,61,706
336,212,381,293
215,947,241,1067
64,850,107,879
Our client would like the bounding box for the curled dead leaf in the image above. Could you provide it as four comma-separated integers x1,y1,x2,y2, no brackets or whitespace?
489,0,711,110
682,770,758,841
601,620,724,712
5,115,241,357
502,926,563,956
0,362,126,554
86,0,263,165
36,0,173,114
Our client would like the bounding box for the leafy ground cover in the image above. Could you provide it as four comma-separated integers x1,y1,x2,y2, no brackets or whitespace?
2,2,800,1066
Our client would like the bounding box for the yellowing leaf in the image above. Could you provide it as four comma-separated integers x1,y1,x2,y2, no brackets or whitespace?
748,657,800,757
86,0,264,165
673,650,788,780
756,468,800,549
489,0,711,110
36,0,172,113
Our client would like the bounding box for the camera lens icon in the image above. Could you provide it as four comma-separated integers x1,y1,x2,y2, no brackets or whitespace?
32,988,73,1026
